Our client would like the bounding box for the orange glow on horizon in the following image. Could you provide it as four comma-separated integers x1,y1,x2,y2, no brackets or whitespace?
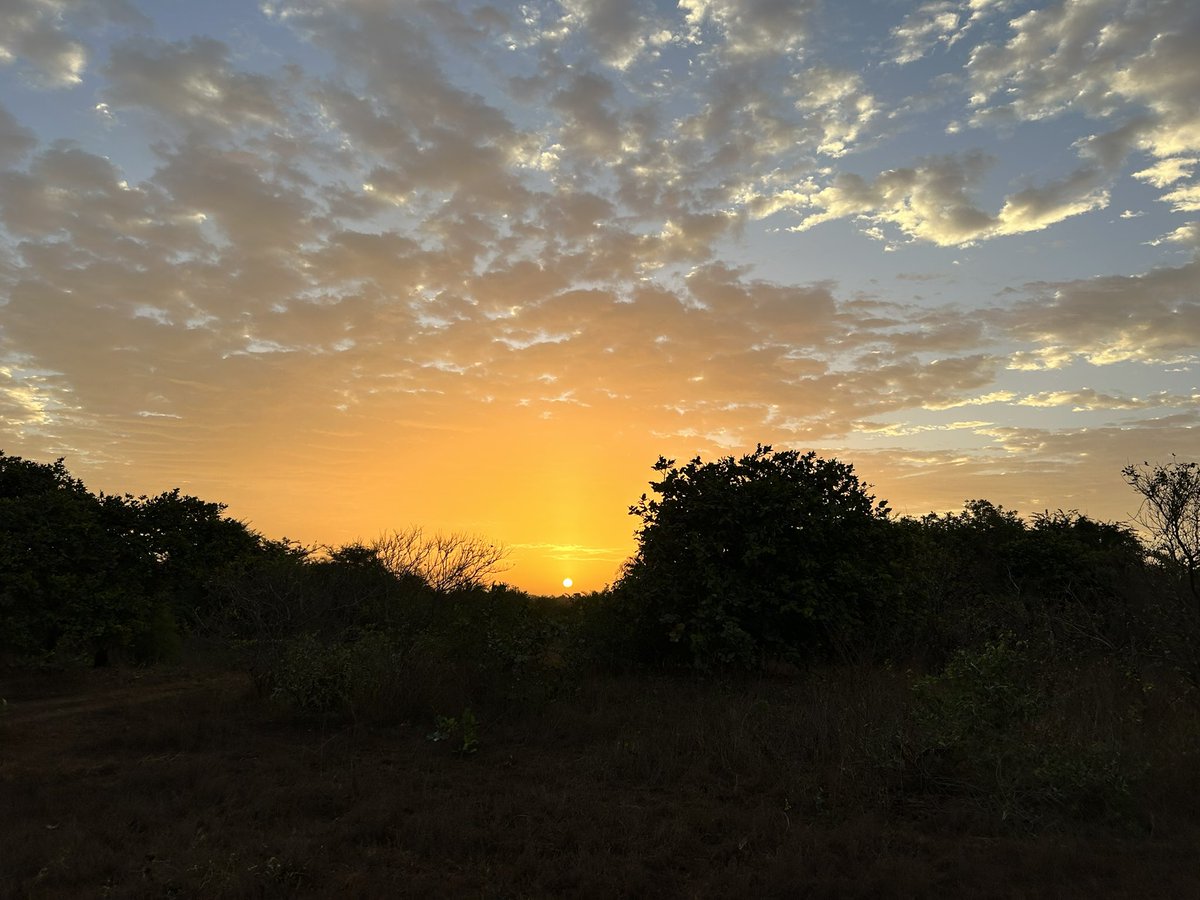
64,392,1150,599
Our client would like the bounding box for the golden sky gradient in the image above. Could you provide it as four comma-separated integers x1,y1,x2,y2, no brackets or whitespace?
1,0,1198,594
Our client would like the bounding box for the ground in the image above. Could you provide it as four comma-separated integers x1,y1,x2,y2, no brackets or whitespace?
2,664,1198,898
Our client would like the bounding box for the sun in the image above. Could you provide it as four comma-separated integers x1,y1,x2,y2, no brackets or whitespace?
562,577,573,589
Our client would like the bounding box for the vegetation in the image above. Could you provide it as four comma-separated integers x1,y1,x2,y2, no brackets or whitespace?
614,446,891,668
371,526,510,593
1123,456,1200,605
3,446,1200,896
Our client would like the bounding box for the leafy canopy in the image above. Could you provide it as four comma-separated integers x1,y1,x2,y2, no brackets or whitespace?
618,445,891,668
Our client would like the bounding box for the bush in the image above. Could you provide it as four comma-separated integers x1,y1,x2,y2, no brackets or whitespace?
891,503,1150,663
263,631,422,718
267,633,361,714
615,445,893,669
912,637,1044,757
910,639,1139,822
254,584,570,722
0,452,283,665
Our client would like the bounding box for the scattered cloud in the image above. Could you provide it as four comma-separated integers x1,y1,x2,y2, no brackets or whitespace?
993,253,1200,366
0,102,37,166
0,0,1197,589
681,0,815,60
966,0,1200,172
103,37,287,134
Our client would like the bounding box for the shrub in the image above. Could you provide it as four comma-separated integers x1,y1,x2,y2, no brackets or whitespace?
267,633,360,714
263,631,418,717
616,445,893,669
892,503,1150,663
910,639,1139,822
912,637,1044,757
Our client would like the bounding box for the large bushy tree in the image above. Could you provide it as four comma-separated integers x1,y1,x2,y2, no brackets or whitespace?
114,488,267,628
1,452,270,663
1,453,146,661
616,445,892,668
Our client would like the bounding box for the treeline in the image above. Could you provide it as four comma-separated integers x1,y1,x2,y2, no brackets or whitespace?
6,447,1200,831
606,446,1199,676
0,452,515,669
2,448,1198,690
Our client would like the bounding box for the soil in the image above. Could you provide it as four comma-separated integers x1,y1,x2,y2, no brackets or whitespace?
2,665,1198,899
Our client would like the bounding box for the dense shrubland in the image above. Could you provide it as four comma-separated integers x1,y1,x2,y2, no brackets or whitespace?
4,446,1200,832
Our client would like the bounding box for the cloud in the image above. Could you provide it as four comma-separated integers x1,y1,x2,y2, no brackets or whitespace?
508,541,630,563
684,262,838,346
860,419,993,438
555,0,664,70
791,67,879,158
1147,222,1200,247
785,151,998,246
1160,181,1200,213
0,0,88,87
103,37,286,134
681,0,815,60
0,102,37,166
891,0,1014,64
1133,156,1197,188
0,0,145,88
890,1,964,65
783,135,1138,244
1016,388,1199,410
992,163,1110,235
853,411,1200,522
966,0,1200,163
549,70,625,161
993,253,1200,366
151,141,317,255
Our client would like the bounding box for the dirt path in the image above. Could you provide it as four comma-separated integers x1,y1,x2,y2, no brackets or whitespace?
1,668,251,726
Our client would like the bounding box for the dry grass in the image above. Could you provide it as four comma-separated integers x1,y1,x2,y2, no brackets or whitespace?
2,662,1198,898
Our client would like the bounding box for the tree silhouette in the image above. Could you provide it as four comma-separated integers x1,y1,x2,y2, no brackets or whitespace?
617,445,892,669
1123,457,1200,606
371,526,509,594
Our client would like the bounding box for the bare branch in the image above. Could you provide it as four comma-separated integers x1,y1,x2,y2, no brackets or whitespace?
1123,457,1200,604
371,526,510,593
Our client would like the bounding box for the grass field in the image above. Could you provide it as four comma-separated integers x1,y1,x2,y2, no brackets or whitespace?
3,661,1199,898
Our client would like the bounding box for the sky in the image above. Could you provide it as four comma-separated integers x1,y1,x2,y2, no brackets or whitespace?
1,0,1197,594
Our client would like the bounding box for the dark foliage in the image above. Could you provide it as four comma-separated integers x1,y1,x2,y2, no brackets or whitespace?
615,445,893,669
5,450,1200,897
0,452,268,665
888,502,1149,663
6,446,1198,693
1,454,152,664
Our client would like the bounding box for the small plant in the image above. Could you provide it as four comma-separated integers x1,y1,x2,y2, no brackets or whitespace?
268,634,356,714
912,636,1043,751
427,707,480,754
910,638,1140,822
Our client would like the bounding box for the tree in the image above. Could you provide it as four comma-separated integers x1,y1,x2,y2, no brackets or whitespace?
1123,457,1200,605
0,452,278,663
371,526,509,594
616,445,892,669
112,488,267,628
893,502,1150,659
0,453,151,662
